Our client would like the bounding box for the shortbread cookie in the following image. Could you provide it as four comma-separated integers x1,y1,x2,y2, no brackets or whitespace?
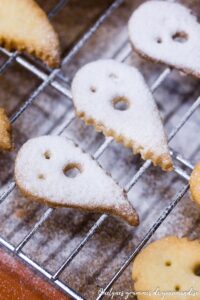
132,236,200,300
0,108,12,151
190,162,200,205
14,135,139,226
0,0,60,67
72,59,173,171
128,1,200,78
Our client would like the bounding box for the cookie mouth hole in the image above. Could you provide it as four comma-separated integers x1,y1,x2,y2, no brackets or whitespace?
44,151,51,160
112,97,129,111
38,174,45,180
165,261,172,267
193,264,200,276
175,285,180,291
172,31,188,43
63,163,82,178
90,86,97,93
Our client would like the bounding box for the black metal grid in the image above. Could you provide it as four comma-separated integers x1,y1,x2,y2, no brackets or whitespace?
0,0,198,299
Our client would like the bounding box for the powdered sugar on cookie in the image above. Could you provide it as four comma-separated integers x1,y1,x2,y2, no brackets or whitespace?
72,59,173,171
128,1,200,78
15,135,139,226
0,0,60,67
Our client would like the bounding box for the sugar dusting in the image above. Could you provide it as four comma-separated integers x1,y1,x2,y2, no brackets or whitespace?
129,1,200,77
15,135,137,225
72,59,172,170
0,0,199,299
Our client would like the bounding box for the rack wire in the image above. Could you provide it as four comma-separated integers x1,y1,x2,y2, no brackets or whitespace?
0,0,199,299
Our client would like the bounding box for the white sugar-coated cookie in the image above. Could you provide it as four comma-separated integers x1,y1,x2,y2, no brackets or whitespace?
72,59,173,171
132,236,200,300
15,136,139,226
129,1,200,78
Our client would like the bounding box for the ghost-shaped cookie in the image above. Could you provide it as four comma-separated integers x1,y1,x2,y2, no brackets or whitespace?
129,1,200,78
72,59,173,171
15,135,139,226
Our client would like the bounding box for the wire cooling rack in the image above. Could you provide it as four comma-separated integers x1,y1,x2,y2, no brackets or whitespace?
0,0,199,299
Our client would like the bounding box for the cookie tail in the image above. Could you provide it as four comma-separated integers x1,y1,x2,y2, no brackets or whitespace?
114,200,139,226
104,193,139,226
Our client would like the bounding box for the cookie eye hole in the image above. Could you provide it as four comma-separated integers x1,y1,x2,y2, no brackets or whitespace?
38,174,45,180
175,285,180,291
112,97,129,111
90,86,97,93
172,31,188,43
44,151,51,160
165,261,171,267
194,264,200,276
109,73,118,80
156,37,162,44
63,163,82,178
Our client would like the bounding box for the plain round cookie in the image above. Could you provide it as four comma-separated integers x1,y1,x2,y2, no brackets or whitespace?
132,236,200,300
128,1,200,78
190,162,200,205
